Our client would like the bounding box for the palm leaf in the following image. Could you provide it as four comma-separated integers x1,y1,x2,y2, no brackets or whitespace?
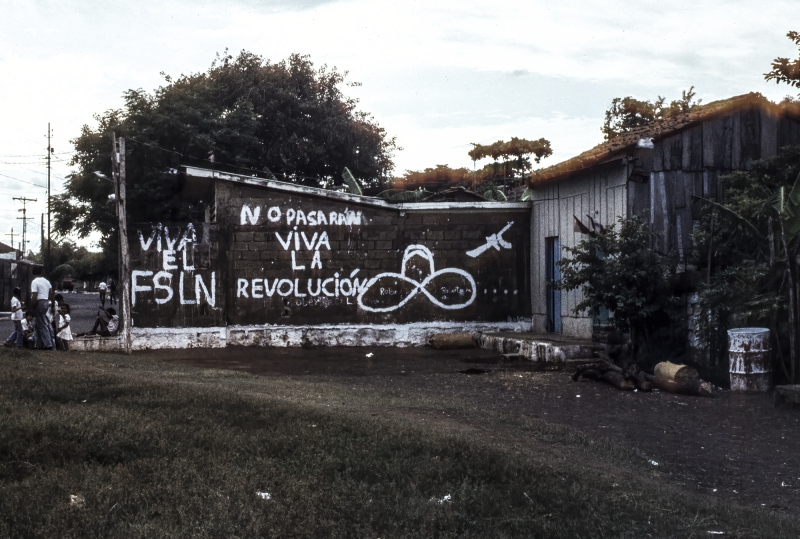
771,172,800,237
691,195,768,246
341,167,362,196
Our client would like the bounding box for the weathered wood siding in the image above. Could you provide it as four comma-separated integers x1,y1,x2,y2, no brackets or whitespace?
648,106,800,264
532,105,800,340
531,161,628,338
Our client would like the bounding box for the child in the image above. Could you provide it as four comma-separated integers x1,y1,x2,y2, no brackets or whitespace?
4,287,24,348
78,306,118,337
55,303,72,351
23,311,35,349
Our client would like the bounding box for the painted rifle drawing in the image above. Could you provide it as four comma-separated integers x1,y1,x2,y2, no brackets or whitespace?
466,222,513,258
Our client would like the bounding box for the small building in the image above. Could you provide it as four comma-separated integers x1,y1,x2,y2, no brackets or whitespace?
0,259,39,311
529,93,800,338
114,166,532,350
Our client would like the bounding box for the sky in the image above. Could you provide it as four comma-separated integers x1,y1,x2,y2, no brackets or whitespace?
1,0,799,252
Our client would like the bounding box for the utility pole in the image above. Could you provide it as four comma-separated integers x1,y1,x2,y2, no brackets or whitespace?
41,214,44,262
13,197,37,259
5,228,17,259
46,123,53,274
111,133,131,354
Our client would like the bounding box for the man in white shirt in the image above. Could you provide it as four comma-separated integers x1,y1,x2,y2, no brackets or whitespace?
99,280,107,307
29,266,54,350
4,287,24,348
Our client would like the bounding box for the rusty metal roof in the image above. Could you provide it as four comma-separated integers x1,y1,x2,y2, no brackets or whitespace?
532,92,797,184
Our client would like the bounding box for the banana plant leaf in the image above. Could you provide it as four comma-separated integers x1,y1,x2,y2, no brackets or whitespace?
341,167,362,196
520,187,532,201
771,172,800,237
481,188,508,202
691,194,768,251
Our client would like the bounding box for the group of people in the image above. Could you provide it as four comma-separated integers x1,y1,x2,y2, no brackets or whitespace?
4,268,120,350
99,279,117,307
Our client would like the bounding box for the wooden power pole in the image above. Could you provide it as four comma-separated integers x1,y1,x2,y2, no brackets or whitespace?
13,197,36,259
47,123,52,274
112,133,132,354
5,228,17,259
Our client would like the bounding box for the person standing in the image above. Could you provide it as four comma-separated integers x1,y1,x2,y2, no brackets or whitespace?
4,287,24,348
98,280,107,307
108,279,117,305
29,266,54,350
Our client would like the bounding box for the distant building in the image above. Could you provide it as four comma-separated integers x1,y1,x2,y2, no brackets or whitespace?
0,240,21,260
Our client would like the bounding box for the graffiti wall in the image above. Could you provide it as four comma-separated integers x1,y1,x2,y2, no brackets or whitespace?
129,222,225,328
127,180,530,329
217,182,530,326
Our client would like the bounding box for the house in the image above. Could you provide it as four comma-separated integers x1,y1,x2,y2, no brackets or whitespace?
0,259,39,311
529,93,800,339
0,240,20,260
103,166,532,351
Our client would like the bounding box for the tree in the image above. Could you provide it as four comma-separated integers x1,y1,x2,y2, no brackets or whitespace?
765,31,800,96
467,137,552,184
53,51,398,271
557,216,677,360
692,145,800,382
601,87,701,140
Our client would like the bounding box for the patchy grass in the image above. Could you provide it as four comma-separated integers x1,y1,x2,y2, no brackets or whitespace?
0,347,797,538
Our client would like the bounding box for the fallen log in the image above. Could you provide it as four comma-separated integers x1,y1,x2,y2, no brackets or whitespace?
652,362,715,397
654,361,699,383
571,361,622,381
600,370,636,391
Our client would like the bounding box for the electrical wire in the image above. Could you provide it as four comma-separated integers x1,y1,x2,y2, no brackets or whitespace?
126,137,328,184
0,172,49,189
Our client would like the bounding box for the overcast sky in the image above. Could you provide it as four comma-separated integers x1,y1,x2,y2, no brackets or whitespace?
1,0,799,252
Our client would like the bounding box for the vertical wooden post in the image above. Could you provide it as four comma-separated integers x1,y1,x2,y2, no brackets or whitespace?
112,134,132,354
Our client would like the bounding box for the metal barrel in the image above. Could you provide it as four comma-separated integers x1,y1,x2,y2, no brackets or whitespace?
728,328,772,392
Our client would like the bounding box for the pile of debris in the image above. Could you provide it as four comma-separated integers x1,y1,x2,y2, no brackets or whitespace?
573,360,715,397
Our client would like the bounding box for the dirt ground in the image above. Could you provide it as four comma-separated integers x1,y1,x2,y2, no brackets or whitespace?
154,345,800,516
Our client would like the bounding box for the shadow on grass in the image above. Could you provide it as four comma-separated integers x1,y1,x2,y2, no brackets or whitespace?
0,347,797,538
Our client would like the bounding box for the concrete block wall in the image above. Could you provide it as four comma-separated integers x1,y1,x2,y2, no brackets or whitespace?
218,182,531,326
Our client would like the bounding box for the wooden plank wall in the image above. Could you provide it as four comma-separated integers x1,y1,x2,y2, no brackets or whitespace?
648,107,800,264
531,162,627,337
532,105,800,336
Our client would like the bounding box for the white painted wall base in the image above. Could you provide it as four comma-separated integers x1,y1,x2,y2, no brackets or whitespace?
69,320,532,352
226,320,532,348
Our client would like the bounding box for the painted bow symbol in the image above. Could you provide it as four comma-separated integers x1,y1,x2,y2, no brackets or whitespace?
466,222,513,258
357,245,477,313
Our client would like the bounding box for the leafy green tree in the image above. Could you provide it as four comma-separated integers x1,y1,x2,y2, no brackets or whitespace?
692,145,800,381
468,138,552,175
601,87,701,140
557,216,677,360
765,31,800,96
53,51,398,271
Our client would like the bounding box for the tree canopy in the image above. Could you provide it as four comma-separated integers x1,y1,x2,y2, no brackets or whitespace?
53,51,398,272
601,87,701,140
765,31,800,95
467,137,552,169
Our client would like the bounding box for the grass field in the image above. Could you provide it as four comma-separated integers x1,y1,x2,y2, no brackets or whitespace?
1,346,798,538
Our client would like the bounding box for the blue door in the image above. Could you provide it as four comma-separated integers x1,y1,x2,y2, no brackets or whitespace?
545,237,561,333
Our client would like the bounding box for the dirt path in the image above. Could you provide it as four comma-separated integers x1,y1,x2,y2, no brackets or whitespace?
155,345,800,515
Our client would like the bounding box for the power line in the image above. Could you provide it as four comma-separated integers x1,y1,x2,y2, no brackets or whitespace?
0,171,49,189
